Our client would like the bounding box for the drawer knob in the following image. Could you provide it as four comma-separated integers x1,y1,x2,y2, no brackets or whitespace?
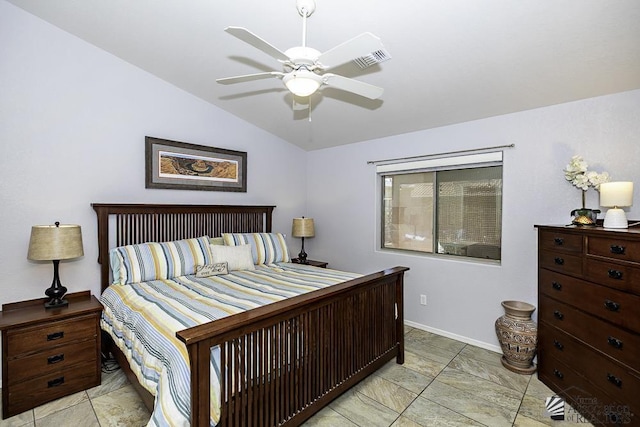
47,376,65,388
610,245,626,255
47,353,65,364
553,310,564,320
607,336,624,349
551,281,562,291
607,269,623,280
604,300,621,312
553,340,564,350
607,373,623,388
554,238,564,245
553,369,564,379
47,331,64,341
554,257,564,265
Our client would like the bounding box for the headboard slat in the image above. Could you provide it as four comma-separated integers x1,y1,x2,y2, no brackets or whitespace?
93,204,276,292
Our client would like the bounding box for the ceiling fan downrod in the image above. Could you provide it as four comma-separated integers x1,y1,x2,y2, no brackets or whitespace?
296,0,315,48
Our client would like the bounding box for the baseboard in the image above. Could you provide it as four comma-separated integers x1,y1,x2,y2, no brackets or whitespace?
404,320,502,354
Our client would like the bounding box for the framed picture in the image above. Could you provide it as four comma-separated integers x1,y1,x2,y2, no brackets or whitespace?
145,136,247,192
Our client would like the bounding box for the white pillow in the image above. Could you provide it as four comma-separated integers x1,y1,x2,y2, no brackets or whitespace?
210,244,255,271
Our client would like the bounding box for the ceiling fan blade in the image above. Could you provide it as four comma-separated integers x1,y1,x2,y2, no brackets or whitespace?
316,32,386,69
216,71,284,85
225,27,290,62
321,73,384,100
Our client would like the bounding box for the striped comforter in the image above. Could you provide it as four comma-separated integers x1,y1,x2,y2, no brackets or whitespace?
100,262,361,427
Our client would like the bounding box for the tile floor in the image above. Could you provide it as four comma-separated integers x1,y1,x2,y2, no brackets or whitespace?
0,326,592,427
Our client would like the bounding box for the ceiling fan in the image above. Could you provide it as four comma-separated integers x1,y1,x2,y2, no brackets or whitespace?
216,0,390,100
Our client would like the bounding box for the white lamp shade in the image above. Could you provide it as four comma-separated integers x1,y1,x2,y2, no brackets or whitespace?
292,217,315,238
28,224,84,260
600,181,633,207
283,69,321,97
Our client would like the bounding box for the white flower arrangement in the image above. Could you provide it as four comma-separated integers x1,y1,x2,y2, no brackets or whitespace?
564,155,610,191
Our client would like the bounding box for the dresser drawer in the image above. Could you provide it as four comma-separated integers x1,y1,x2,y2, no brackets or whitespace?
6,360,99,416
539,325,640,416
5,314,97,357
540,250,582,276
538,354,636,423
7,339,97,385
584,258,640,296
539,230,583,253
587,235,640,264
539,269,640,333
539,294,640,370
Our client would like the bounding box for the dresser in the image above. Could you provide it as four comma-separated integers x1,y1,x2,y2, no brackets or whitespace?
0,291,102,419
536,225,640,425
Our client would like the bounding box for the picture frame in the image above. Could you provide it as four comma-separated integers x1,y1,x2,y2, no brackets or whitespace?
145,136,247,192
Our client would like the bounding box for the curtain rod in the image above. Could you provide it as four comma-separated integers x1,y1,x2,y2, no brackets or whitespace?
366,143,515,165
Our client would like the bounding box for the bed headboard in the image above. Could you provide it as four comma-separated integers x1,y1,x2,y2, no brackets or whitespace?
92,203,275,292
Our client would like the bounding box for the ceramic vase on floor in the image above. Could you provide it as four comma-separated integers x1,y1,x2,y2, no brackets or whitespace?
495,300,538,374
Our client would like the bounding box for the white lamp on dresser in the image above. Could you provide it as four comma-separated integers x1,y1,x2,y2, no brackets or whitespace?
600,181,634,229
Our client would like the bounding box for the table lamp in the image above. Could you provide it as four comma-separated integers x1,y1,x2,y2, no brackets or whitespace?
600,182,634,229
27,222,84,308
292,217,315,264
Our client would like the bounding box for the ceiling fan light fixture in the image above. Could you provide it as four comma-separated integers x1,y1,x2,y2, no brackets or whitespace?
283,69,321,97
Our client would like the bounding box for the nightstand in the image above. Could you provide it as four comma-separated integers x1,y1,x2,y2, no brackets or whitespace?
0,291,102,419
291,258,328,268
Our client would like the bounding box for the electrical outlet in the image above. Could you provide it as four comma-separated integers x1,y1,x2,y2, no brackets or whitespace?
420,294,427,306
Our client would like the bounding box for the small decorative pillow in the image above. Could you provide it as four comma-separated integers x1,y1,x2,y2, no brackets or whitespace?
210,244,255,271
195,262,229,277
222,232,290,264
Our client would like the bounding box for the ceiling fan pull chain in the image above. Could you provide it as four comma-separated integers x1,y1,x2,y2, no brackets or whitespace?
308,97,312,122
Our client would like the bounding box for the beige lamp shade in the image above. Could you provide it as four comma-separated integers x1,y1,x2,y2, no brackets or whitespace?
600,181,634,207
28,223,84,261
292,217,315,238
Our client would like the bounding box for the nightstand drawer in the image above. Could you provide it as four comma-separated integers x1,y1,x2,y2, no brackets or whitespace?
6,360,99,416
7,339,97,385
6,314,97,357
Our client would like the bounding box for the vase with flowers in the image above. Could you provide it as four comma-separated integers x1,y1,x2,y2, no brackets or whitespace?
564,155,610,225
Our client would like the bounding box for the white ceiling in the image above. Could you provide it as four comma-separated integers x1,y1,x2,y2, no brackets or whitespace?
8,0,640,150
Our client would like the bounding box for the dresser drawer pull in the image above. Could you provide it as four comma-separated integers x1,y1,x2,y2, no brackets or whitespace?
553,369,564,379
607,373,623,388
551,281,562,291
604,300,621,312
554,257,564,265
47,331,64,341
47,376,65,388
554,238,564,246
553,310,564,320
47,353,65,364
607,336,624,349
610,245,626,255
553,340,564,350
607,269,623,280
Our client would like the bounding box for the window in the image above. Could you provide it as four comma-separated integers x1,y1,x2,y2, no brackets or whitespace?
379,152,503,261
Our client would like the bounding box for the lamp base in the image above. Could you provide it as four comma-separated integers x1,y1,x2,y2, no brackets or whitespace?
45,298,69,309
603,208,628,229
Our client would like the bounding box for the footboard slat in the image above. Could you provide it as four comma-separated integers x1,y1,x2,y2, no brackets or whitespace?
178,267,407,427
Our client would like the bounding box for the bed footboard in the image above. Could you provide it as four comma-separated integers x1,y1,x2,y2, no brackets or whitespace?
177,266,408,427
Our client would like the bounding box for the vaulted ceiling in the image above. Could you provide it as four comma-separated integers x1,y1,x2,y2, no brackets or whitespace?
8,0,640,150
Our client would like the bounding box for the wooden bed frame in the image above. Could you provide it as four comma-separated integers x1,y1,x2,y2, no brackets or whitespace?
93,203,408,427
